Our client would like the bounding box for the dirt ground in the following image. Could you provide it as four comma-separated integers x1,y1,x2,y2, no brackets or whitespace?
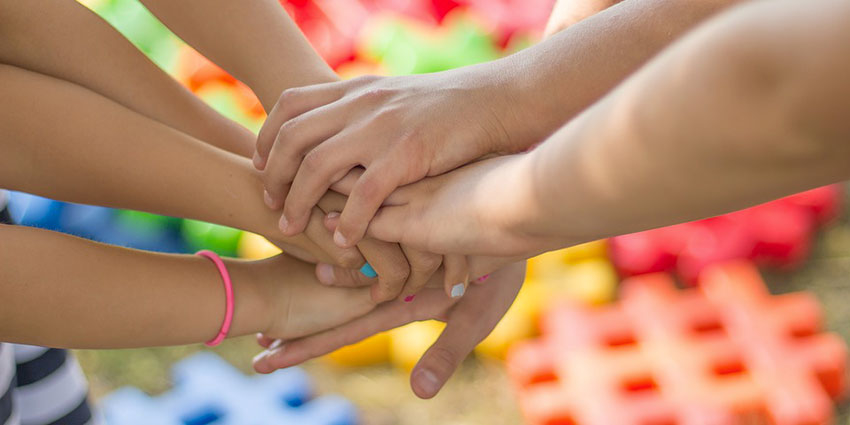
76,190,850,425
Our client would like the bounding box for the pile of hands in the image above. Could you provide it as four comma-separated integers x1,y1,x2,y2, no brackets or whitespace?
242,68,563,399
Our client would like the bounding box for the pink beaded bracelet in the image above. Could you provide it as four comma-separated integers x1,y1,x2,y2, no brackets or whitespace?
196,250,234,347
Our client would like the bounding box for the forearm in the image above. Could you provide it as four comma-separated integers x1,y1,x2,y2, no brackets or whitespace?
0,65,294,251
491,0,743,148
139,0,336,110
0,0,255,157
0,224,269,348
517,0,850,248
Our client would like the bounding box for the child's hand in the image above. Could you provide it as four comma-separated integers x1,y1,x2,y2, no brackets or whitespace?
250,255,377,341
254,69,538,248
252,261,526,399
336,154,557,258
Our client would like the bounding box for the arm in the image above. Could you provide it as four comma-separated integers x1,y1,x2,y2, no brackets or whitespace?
137,0,336,110
0,0,254,157
0,224,374,349
0,64,356,265
365,0,850,257
252,0,746,248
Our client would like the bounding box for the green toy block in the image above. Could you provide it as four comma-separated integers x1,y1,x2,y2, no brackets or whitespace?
181,219,243,257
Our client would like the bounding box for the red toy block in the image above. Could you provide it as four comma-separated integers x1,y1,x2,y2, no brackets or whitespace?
457,0,554,45
609,185,842,282
507,261,847,425
782,185,843,225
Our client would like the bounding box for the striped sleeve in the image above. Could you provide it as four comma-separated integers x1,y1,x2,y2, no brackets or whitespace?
0,344,19,425
13,346,93,425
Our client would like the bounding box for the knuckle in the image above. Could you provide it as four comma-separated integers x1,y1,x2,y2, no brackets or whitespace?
277,87,301,106
354,176,384,204
385,262,411,283
337,251,363,270
277,117,300,137
359,87,395,103
301,149,326,174
427,345,460,370
412,255,442,274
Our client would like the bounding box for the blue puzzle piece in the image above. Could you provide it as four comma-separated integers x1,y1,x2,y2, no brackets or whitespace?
6,192,65,230
59,203,116,241
101,352,358,425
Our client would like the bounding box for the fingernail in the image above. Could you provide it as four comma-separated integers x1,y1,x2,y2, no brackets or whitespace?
476,274,490,283
316,263,336,285
404,295,416,303
451,283,466,298
252,349,270,364
264,190,275,209
359,263,377,278
253,151,264,169
279,214,289,233
269,339,284,351
327,211,341,220
334,230,349,247
414,369,441,396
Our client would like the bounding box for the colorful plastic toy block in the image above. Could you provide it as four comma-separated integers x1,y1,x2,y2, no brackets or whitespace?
507,261,847,425
458,0,554,45
181,219,243,257
101,352,358,425
358,10,501,75
326,332,392,368
237,232,283,260
610,185,842,284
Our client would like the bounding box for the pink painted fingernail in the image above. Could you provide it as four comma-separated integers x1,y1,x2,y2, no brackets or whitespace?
404,295,416,303
476,274,490,283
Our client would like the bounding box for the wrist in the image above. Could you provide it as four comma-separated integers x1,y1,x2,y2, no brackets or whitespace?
484,56,564,152
223,259,275,338
476,154,562,257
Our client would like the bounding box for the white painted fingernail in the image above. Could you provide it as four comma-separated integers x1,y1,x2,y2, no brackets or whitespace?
451,283,465,298
252,349,271,364
269,339,284,351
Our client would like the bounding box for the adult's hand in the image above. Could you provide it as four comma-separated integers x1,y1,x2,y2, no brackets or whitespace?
253,261,526,399
254,66,547,249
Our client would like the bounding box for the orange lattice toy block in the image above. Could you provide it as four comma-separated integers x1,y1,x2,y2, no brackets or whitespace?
507,261,847,425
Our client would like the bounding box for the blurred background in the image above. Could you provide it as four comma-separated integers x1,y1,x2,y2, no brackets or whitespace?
7,0,849,423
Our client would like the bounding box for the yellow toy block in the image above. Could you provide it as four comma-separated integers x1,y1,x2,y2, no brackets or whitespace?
389,321,445,372
475,281,542,359
526,240,609,280
561,240,608,264
325,332,391,368
557,258,618,306
237,232,282,260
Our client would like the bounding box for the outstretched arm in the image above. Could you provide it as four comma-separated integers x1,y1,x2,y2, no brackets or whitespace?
364,0,850,257
0,0,254,157
0,224,374,349
138,0,335,111
252,0,746,250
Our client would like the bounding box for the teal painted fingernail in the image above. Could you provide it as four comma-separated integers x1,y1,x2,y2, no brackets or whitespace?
451,283,465,298
360,263,377,278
